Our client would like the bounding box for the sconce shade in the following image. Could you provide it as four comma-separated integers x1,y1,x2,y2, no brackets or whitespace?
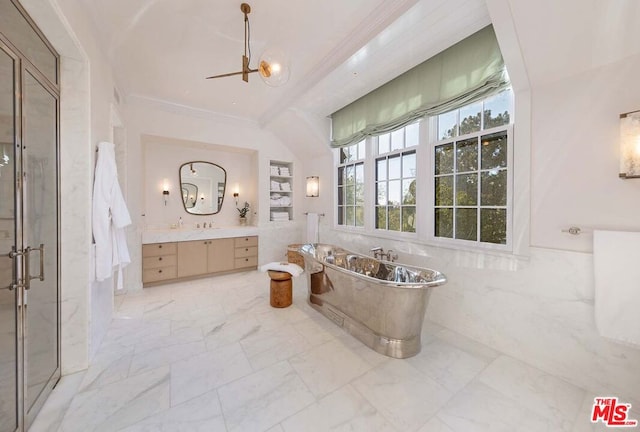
162,179,170,205
620,110,640,179
306,176,319,197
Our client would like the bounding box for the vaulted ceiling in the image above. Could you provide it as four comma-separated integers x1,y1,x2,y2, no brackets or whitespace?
75,0,491,125
75,0,640,145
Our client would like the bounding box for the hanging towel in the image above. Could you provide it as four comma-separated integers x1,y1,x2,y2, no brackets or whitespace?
593,230,640,347
93,141,132,290
306,212,319,243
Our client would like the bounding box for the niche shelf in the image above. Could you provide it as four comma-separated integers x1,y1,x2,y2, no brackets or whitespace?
269,160,293,222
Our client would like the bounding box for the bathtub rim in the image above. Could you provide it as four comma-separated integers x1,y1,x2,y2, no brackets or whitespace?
299,243,447,290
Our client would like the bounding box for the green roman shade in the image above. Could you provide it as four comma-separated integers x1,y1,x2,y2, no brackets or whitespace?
330,25,509,148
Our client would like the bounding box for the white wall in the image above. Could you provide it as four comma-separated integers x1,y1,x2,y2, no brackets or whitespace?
531,54,640,252
142,137,257,229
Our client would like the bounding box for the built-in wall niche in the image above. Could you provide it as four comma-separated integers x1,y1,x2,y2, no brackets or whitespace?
269,160,293,221
142,135,257,228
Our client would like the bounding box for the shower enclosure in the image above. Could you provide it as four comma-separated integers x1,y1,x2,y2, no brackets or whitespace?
0,0,61,430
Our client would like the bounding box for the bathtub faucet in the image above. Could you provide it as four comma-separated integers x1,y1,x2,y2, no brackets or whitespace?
370,247,398,262
370,247,384,260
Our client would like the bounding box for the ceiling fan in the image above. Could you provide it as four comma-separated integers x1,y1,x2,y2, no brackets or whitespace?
206,3,289,86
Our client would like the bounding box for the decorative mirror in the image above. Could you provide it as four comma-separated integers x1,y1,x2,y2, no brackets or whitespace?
181,183,198,209
179,161,226,215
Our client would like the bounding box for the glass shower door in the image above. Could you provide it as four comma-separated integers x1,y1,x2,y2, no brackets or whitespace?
22,69,59,425
0,44,18,432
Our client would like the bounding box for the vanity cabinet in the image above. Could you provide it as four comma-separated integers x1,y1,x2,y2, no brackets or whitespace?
142,242,178,283
143,235,258,286
207,238,236,273
234,236,258,269
176,240,208,278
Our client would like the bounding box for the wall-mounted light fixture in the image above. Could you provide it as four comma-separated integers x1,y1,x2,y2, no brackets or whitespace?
620,110,640,179
162,179,170,205
233,183,240,206
306,176,319,197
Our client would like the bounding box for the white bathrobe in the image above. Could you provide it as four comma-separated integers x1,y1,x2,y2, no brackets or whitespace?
93,141,131,289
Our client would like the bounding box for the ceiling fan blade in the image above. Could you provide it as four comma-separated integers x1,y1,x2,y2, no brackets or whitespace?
205,70,245,79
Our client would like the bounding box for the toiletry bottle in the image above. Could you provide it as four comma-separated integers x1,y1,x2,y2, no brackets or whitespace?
179,217,183,228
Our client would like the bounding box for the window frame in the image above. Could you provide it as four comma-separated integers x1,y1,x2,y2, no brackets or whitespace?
426,122,514,252
335,141,366,229
332,89,516,254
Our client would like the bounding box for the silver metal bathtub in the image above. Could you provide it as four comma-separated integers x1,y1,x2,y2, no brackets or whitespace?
299,243,447,359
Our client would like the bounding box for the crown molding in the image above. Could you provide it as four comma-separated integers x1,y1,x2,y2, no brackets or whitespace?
127,94,260,127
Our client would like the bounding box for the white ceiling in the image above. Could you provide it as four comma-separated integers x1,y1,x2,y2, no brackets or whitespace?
76,0,491,125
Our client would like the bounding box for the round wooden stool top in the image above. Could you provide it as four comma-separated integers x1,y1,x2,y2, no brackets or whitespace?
268,270,292,281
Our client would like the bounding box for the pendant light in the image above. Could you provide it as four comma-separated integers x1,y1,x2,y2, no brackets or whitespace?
205,3,290,87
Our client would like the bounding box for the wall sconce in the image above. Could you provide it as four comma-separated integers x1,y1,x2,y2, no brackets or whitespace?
233,184,240,206
162,178,170,205
306,176,319,197
620,110,640,179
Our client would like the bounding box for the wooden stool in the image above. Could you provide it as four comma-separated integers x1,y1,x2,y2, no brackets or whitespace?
268,270,292,308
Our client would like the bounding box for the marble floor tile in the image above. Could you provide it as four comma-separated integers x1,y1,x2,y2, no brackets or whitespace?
170,342,252,406
29,371,86,432
203,312,263,351
436,381,568,432
120,389,226,432
407,338,491,393
217,361,315,432
77,342,134,392
281,384,397,432
432,327,500,363
33,271,614,432
169,304,227,334
129,339,207,376
352,359,452,431
416,416,456,432
292,316,339,347
289,339,373,398
59,366,171,432
240,323,312,371
477,355,585,430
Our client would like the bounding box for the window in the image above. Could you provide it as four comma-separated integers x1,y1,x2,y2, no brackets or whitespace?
333,89,513,251
433,90,512,246
337,140,365,227
375,123,418,232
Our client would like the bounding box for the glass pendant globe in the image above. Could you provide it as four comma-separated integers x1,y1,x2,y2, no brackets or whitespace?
258,48,290,87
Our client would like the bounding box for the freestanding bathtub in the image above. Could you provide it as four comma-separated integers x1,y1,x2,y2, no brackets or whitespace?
299,243,447,359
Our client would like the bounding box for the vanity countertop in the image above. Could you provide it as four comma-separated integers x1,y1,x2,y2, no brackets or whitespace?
142,226,259,244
